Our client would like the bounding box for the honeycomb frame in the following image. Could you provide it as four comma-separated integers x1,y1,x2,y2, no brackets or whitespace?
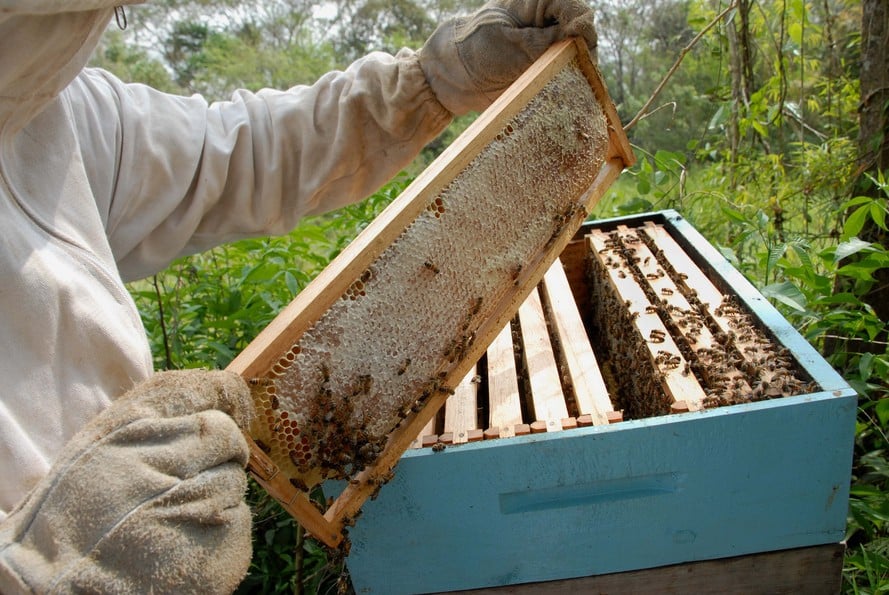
227,38,634,547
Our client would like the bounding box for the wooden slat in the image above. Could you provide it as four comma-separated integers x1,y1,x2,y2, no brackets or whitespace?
486,322,525,439
409,416,437,449
640,222,770,371
442,543,844,595
587,230,707,408
441,367,482,444
615,226,754,410
517,288,570,432
245,444,342,546
541,258,613,424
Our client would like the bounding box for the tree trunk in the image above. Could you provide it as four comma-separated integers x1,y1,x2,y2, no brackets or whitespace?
856,0,889,325
859,0,889,176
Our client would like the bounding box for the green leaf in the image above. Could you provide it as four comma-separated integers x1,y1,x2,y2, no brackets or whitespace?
875,398,889,428
761,281,807,312
835,237,874,263
707,104,727,130
788,22,803,45
721,207,749,225
751,119,768,138
617,196,653,214
241,262,279,283
871,202,887,230
837,260,880,281
844,205,871,239
284,271,299,296
767,243,788,273
843,195,876,209
654,149,686,171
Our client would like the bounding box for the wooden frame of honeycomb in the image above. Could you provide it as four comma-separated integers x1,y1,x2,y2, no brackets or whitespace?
227,38,634,547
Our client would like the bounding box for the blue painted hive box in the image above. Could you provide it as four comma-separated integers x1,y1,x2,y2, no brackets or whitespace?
337,210,856,594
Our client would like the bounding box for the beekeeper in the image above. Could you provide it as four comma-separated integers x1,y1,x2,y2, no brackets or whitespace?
0,0,597,591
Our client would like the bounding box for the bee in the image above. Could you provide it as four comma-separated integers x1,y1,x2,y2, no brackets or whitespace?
469,296,483,317
423,260,440,275
432,442,446,452
396,358,411,376
509,263,523,284
289,477,308,492
443,337,459,361
357,442,377,461
372,469,395,486
354,374,373,396
320,362,331,384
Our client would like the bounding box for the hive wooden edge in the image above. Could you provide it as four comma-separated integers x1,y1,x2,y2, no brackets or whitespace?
226,38,634,547
436,543,845,594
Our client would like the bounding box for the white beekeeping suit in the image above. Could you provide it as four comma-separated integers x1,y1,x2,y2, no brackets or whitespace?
0,0,596,591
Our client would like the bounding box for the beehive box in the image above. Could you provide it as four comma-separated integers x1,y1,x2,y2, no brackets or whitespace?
338,210,857,594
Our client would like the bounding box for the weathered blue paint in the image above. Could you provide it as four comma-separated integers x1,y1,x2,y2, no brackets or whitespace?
333,212,857,594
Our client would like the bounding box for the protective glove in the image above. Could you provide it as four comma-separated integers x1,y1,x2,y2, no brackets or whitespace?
418,0,598,115
0,370,254,595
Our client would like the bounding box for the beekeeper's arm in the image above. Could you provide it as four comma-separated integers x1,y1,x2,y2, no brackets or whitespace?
81,0,597,281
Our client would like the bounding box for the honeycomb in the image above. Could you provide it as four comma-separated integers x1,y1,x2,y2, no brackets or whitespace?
249,59,610,489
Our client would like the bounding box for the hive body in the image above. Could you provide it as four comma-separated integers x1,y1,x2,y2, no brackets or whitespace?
341,211,856,594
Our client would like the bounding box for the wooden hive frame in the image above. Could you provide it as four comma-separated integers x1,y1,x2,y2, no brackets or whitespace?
227,37,634,547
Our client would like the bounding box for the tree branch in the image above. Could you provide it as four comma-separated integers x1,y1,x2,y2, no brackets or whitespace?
625,1,740,131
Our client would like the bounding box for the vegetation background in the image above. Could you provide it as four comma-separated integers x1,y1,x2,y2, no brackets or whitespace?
93,0,888,592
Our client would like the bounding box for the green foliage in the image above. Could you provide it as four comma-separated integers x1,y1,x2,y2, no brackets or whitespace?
335,0,436,59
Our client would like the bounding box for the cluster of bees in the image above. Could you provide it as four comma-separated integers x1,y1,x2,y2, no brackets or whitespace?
588,227,815,419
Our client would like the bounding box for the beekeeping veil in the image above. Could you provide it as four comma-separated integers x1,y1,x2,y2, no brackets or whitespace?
0,1,142,133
